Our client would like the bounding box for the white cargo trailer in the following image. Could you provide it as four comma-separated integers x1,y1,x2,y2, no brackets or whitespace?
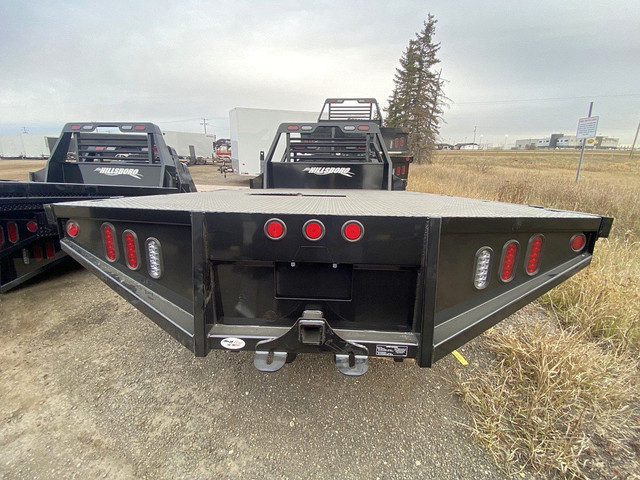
161,131,215,159
0,134,52,158
229,107,319,176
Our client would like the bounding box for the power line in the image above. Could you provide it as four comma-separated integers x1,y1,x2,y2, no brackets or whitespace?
157,117,202,124
156,116,228,124
452,93,640,106
200,118,209,134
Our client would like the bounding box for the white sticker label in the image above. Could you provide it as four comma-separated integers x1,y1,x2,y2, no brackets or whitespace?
376,345,408,357
220,337,245,350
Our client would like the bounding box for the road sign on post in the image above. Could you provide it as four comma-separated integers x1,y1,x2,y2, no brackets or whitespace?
576,116,599,140
575,103,596,184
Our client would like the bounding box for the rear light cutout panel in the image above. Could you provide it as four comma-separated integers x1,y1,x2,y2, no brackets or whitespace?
435,228,595,314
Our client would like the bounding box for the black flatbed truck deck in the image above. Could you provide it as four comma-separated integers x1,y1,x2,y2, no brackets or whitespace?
50,188,611,375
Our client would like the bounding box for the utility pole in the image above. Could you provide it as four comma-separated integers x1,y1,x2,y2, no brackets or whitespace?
630,120,640,160
22,127,28,134
472,125,477,144
575,101,593,184
200,118,209,135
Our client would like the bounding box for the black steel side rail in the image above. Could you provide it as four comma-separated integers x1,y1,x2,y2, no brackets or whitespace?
60,238,196,351
432,253,593,362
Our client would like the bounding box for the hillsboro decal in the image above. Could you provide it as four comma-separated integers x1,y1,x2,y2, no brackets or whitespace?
302,167,354,177
94,167,143,179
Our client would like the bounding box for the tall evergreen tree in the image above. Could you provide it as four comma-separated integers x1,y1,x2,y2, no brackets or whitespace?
385,15,446,164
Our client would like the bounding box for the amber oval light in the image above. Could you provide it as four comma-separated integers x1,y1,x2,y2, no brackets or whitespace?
264,218,286,240
570,233,586,252
342,221,364,242
66,220,79,237
303,220,325,241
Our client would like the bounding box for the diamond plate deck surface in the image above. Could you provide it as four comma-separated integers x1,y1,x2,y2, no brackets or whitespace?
55,189,600,219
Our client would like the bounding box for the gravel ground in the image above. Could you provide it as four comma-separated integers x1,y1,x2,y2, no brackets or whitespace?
0,161,509,479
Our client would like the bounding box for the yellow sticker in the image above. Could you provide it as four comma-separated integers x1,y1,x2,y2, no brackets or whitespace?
452,350,468,366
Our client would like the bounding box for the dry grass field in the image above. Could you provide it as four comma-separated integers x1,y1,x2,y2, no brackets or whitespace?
410,150,640,478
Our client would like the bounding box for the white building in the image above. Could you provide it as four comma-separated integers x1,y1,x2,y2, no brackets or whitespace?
556,135,582,148
515,138,540,150
596,136,619,149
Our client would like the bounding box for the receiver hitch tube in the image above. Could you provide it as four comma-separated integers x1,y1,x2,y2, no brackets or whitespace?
253,310,369,376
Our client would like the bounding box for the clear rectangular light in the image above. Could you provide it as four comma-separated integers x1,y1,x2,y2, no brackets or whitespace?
146,238,163,279
473,247,493,289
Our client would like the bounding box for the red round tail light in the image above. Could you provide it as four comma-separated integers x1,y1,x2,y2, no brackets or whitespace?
66,220,79,237
342,221,364,242
570,233,586,252
264,219,286,240
303,220,325,241
27,221,38,233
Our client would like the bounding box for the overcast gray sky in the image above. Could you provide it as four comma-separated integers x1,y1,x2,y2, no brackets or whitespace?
1,0,639,145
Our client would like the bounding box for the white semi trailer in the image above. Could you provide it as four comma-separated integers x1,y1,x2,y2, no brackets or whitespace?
229,107,319,176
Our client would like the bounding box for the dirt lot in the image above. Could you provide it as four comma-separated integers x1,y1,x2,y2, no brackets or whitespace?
0,160,509,479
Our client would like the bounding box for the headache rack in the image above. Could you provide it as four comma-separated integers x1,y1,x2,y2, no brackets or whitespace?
31,123,193,189
318,98,383,124
318,98,413,183
257,122,396,190
284,130,386,163
73,132,156,164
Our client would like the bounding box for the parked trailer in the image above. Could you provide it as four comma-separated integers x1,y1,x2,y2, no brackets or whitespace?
230,107,319,177
0,122,196,292
49,103,612,376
